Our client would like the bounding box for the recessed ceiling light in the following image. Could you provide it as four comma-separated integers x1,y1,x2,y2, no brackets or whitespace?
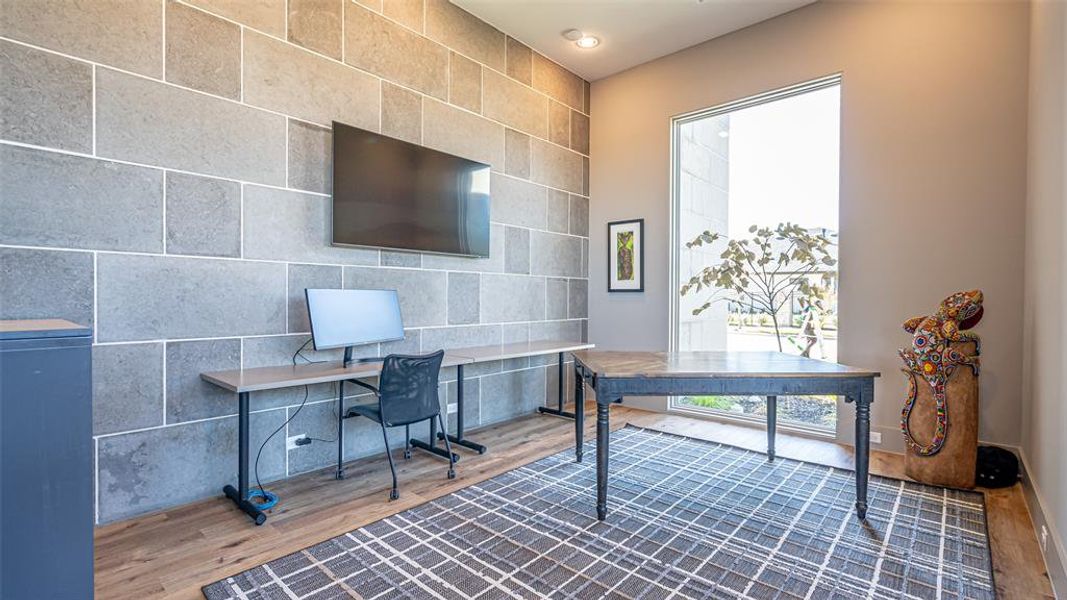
562,29,584,41
575,35,599,49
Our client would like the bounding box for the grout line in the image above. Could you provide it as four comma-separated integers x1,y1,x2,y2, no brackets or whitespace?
161,171,167,253
91,65,97,155
92,252,99,342
239,183,245,257
161,341,168,425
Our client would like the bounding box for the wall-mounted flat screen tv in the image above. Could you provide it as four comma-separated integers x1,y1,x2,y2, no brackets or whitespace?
332,121,491,257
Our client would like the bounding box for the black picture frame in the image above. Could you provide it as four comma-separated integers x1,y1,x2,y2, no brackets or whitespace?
607,219,644,292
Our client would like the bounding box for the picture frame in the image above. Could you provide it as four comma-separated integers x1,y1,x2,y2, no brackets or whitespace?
607,219,644,292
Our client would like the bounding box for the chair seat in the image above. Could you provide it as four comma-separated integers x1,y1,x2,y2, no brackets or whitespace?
344,403,381,422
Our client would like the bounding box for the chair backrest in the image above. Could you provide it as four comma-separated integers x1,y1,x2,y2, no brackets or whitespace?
377,350,445,426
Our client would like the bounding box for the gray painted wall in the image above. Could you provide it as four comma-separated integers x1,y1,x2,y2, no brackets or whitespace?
0,0,589,524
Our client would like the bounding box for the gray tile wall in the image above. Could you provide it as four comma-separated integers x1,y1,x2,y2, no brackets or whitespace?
0,0,589,524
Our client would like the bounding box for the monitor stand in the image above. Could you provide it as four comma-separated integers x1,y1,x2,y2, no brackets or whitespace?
342,346,383,368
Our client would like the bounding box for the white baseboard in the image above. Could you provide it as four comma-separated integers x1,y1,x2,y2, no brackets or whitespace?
1018,449,1066,599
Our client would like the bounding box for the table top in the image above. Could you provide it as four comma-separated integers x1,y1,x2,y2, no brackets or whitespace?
449,340,594,362
202,340,591,393
0,319,91,340
572,351,880,379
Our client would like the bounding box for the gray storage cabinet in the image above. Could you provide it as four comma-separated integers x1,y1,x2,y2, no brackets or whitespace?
1,320,94,599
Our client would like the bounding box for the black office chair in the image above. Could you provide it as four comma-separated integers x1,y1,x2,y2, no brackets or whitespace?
343,350,454,500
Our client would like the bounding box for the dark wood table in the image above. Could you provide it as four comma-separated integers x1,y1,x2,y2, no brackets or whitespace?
571,351,880,521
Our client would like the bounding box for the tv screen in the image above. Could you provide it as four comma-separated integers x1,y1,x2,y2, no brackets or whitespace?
332,121,491,257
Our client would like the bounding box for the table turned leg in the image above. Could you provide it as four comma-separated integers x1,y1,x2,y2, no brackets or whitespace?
596,401,611,520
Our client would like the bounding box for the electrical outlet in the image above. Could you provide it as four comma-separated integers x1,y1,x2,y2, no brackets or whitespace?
1041,525,1049,553
286,434,307,450
447,403,458,415
870,431,882,444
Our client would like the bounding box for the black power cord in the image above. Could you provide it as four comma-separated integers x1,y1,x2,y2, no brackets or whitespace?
249,338,339,509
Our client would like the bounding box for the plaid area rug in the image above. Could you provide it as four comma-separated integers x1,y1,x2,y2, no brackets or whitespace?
203,426,995,599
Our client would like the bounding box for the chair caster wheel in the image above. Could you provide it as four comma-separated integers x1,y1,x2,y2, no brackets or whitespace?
403,450,411,460
389,489,399,501
447,469,456,480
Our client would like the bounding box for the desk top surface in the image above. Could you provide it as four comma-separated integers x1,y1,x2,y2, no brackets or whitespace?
0,319,91,339
572,351,880,379
202,340,591,393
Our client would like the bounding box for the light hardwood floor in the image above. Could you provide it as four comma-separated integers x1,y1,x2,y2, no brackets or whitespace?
94,406,1055,599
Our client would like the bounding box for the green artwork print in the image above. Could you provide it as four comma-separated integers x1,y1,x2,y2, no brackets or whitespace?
616,231,635,281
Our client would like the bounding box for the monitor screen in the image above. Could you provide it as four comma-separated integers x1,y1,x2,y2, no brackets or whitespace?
331,121,491,257
305,289,405,351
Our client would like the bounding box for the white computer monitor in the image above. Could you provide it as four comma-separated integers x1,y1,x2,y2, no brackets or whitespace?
305,289,405,365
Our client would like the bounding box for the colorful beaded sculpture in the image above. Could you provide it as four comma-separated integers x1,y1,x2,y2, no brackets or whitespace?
899,289,983,456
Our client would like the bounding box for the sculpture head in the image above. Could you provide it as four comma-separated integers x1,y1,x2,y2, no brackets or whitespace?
938,289,984,330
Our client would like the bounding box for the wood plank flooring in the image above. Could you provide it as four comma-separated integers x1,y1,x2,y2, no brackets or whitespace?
94,406,1054,599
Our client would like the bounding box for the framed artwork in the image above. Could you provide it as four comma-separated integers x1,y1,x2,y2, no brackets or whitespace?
607,219,644,292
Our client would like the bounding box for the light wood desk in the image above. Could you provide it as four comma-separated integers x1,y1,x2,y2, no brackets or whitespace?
202,340,592,524
571,350,880,522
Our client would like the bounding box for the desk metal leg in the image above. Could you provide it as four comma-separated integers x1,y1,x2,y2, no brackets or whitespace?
596,401,611,520
574,365,584,463
538,352,576,419
438,364,487,454
853,381,873,520
767,395,777,461
222,391,266,525
412,370,460,462
336,381,345,480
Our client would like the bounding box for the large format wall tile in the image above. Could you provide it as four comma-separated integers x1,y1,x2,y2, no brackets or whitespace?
505,37,532,86
548,101,570,147
186,0,286,37
93,343,164,436
165,1,241,99
568,278,588,319
483,69,548,139
530,138,584,194
546,189,569,234
546,278,568,320
381,82,422,145
448,272,480,325
287,0,343,60
479,367,545,425
0,0,162,76
97,409,286,522
531,231,583,278
0,40,91,152
425,0,503,70
421,324,500,351
571,110,590,155
504,227,530,274
344,4,448,100
384,0,425,33
0,145,163,252
288,264,343,333
243,185,379,265
343,267,447,327
96,254,286,341
165,172,241,258
244,31,379,129
532,52,583,111
0,248,93,327
569,194,589,237
287,120,332,194
491,174,546,230
96,69,286,185
423,98,504,170
530,319,582,342
449,51,482,114
504,129,531,179
165,338,241,423
480,274,545,324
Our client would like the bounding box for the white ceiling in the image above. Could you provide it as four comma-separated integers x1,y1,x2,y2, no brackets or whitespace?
452,0,815,81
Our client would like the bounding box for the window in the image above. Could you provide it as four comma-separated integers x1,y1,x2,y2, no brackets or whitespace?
669,76,841,432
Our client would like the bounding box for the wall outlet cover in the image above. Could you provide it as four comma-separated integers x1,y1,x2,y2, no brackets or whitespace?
286,434,307,451
870,431,883,444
